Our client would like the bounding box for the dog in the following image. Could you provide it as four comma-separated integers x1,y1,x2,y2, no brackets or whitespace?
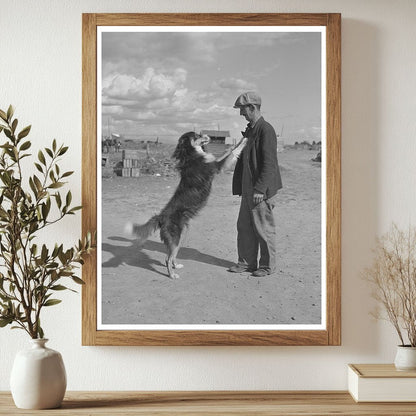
125,131,247,279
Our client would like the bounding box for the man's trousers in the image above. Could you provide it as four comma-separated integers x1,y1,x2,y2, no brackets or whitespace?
236,195,277,272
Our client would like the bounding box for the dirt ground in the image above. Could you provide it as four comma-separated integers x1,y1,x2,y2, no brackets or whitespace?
101,149,322,326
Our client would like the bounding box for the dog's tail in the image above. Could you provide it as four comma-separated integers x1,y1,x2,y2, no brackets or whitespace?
125,215,161,243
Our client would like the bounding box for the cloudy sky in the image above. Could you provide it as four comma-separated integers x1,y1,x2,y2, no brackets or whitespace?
100,29,323,144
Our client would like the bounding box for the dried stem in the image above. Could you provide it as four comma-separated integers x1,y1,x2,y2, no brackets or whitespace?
363,223,416,346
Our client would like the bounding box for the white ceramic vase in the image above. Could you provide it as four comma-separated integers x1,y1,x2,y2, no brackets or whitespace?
394,345,416,371
10,339,67,409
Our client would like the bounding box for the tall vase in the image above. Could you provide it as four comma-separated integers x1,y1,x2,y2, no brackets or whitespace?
10,339,67,409
394,345,416,371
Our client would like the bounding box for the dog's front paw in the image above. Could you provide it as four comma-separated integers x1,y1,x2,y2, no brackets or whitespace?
235,137,248,150
173,263,184,269
169,272,180,279
232,138,248,158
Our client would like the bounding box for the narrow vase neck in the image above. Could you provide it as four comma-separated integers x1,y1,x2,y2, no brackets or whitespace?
30,339,49,349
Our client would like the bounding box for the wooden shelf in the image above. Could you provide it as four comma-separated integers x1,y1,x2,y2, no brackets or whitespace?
2,391,416,415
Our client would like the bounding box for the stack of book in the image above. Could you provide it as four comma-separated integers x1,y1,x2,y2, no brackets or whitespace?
348,364,416,402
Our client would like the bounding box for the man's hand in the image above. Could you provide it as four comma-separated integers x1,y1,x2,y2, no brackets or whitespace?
253,192,264,205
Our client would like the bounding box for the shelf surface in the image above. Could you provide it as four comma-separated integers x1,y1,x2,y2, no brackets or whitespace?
2,391,416,415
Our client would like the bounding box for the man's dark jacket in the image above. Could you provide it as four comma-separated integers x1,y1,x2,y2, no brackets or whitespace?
232,116,283,199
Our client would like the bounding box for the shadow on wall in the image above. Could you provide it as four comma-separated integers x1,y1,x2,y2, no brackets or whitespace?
341,19,381,355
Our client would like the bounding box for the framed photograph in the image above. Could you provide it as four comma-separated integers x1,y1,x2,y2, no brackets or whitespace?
82,13,341,346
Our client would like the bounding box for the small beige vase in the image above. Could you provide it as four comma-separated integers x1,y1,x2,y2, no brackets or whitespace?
394,345,416,371
10,339,67,409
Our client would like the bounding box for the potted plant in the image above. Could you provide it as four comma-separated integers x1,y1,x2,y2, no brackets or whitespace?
363,223,416,370
0,105,94,408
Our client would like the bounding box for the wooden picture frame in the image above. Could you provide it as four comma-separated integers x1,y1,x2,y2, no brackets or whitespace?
82,13,341,346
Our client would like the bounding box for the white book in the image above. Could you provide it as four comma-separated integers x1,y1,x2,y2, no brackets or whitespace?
348,364,416,402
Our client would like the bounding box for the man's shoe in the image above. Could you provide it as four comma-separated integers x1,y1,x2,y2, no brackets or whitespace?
251,268,271,277
228,264,256,273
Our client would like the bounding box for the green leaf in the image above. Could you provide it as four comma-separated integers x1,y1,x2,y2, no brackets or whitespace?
38,150,46,165
48,182,64,189
41,244,48,262
41,201,50,220
0,317,13,327
29,177,38,197
34,162,43,173
38,325,44,339
45,148,53,158
50,285,68,291
18,125,31,140
65,191,72,207
0,109,7,121
55,192,62,208
11,119,18,133
72,276,85,285
69,206,82,213
58,250,67,264
54,244,63,258
19,140,31,151
52,139,57,152
3,129,12,140
43,299,62,307
58,146,69,156
51,244,59,258
0,293,12,302
61,171,74,178
6,105,14,122
33,175,43,192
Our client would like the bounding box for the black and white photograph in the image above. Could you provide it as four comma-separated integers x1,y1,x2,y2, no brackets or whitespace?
97,26,326,330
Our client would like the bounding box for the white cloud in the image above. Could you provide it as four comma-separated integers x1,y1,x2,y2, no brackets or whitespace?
103,105,123,116
102,32,221,78
191,104,235,121
217,77,257,91
103,67,187,103
291,126,321,141
146,98,170,110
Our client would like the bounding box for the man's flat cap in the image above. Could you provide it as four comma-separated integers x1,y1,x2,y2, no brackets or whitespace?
233,91,262,108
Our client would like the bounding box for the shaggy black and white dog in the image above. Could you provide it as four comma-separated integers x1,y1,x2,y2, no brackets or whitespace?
126,131,246,279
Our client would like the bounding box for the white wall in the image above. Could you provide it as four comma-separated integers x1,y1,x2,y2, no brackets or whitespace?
1,0,416,391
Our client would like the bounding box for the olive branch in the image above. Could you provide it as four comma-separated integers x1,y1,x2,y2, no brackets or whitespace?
0,105,95,338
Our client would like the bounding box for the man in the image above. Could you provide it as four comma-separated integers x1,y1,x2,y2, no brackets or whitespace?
228,92,282,277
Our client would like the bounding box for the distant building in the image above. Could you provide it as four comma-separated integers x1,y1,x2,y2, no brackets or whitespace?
200,130,231,157
201,130,231,144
